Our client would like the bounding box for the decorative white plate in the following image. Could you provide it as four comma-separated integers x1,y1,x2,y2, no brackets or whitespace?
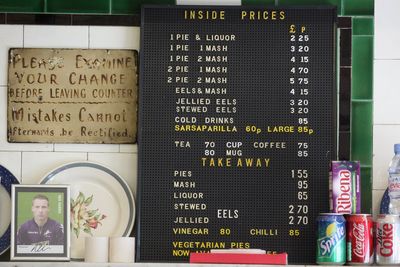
0,165,20,255
40,162,135,259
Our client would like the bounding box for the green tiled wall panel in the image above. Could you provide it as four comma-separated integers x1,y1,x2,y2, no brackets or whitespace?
351,101,372,165
278,0,341,13
343,0,374,16
46,0,110,14
361,167,372,214
242,0,276,6
112,0,138,14
0,0,44,12
352,36,373,100
353,17,374,36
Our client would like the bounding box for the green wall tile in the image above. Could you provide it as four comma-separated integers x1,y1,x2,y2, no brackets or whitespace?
351,101,372,165
353,17,374,35
242,0,276,5
361,166,372,213
278,0,341,12
343,0,374,16
130,0,176,14
352,36,373,100
46,0,110,14
0,0,44,12
112,0,137,14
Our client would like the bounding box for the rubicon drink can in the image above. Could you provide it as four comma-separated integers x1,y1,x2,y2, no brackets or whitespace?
316,213,346,265
346,214,374,265
376,214,400,265
330,161,361,214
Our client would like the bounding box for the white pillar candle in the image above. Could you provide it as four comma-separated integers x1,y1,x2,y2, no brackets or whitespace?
84,237,109,262
109,237,135,263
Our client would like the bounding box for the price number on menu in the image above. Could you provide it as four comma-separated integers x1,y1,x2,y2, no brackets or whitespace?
289,169,309,226
289,25,311,121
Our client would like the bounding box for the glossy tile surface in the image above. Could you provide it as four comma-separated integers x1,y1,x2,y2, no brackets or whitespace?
361,166,372,213
374,60,400,124
242,0,276,5
373,125,400,190
351,101,373,165
339,67,351,131
132,0,175,14
343,0,374,15
112,0,137,14
375,0,400,59
0,25,23,86
352,36,373,100
24,25,89,48
353,17,374,35
89,26,140,49
0,0,44,12
46,0,110,14
340,28,351,67
278,0,341,11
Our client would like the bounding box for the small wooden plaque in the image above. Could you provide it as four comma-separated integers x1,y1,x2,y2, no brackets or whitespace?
7,48,138,144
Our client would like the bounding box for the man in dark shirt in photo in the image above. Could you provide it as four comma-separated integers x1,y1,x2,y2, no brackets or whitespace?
17,194,64,246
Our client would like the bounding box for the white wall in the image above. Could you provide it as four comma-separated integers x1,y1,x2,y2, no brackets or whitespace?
372,0,400,217
0,25,140,200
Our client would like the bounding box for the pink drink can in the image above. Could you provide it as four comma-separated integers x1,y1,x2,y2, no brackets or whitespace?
329,161,360,214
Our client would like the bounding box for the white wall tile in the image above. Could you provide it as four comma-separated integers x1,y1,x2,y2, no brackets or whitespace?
0,25,23,86
0,152,22,181
373,60,400,124
89,27,140,50
24,26,89,48
0,86,53,151
88,153,137,199
375,0,400,59
120,144,137,153
54,144,119,153
21,152,87,184
373,189,386,218
372,125,400,190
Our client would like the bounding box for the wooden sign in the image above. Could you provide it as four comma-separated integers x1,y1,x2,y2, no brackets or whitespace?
137,6,337,264
7,48,137,143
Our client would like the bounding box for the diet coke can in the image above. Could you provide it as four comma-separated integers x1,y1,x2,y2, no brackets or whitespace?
376,214,400,265
346,214,374,264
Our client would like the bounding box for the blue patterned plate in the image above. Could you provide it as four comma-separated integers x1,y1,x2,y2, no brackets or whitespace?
0,165,20,255
380,188,390,214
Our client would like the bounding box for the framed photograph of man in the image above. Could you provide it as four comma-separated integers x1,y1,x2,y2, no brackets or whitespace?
11,185,70,260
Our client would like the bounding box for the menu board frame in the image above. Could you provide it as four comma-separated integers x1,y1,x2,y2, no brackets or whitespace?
137,5,337,264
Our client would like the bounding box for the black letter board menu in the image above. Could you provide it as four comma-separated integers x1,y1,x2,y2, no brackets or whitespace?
137,6,337,264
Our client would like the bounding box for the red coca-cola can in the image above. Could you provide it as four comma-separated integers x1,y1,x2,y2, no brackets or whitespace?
345,214,374,265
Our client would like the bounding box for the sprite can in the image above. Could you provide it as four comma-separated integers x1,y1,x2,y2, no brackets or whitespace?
316,213,346,265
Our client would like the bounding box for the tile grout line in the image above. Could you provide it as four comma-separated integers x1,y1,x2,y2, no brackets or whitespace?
22,24,25,48
21,25,26,183
20,151,23,183
374,58,400,61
